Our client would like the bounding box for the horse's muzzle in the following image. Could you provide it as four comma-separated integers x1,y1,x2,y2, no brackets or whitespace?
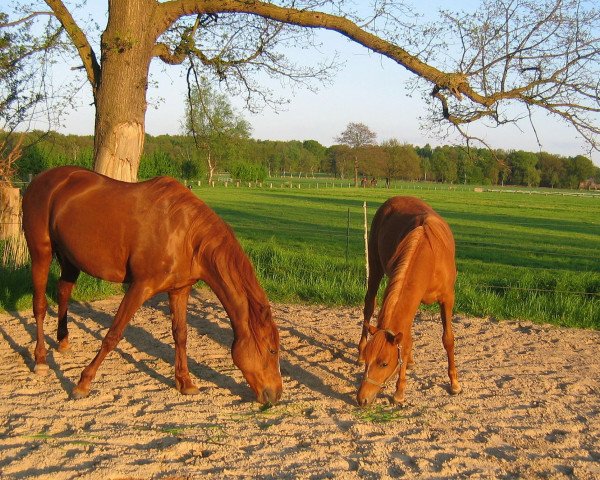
258,386,282,405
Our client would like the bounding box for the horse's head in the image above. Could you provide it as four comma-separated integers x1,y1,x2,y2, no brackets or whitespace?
231,305,282,405
357,324,403,407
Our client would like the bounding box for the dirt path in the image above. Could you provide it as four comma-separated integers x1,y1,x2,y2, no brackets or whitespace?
0,289,598,479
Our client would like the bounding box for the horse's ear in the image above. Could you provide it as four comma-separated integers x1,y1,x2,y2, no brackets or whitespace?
367,324,378,336
393,332,403,345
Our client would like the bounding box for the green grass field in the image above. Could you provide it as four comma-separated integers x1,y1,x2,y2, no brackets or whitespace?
1,181,598,329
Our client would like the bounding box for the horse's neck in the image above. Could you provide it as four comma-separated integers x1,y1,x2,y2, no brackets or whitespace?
201,239,265,338
378,229,431,332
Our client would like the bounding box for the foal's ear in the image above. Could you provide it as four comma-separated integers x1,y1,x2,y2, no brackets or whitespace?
393,332,403,345
367,324,379,336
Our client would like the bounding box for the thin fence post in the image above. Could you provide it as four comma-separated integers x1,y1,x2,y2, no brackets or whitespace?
363,201,369,287
346,207,350,264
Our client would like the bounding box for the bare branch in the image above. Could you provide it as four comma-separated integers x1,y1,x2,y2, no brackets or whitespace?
0,11,54,28
44,0,100,96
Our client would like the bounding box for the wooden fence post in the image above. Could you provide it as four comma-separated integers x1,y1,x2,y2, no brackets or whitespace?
363,201,369,286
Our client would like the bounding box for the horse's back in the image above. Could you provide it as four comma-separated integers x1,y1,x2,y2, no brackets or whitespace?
22,166,206,283
372,196,456,292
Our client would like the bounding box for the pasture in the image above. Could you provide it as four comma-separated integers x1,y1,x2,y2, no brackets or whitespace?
195,183,600,329
1,182,599,329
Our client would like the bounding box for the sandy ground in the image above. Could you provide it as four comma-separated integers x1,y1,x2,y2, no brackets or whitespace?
0,288,598,480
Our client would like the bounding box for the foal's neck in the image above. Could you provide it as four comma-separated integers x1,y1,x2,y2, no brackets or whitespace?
378,234,431,333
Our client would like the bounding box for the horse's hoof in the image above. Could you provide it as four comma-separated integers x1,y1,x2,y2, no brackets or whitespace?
71,386,90,400
57,343,71,354
175,378,200,395
450,384,462,395
34,363,49,375
392,395,406,406
406,362,416,370
180,386,200,395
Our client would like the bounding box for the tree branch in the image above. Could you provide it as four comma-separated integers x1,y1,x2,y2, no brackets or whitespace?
158,0,473,102
44,0,100,97
0,11,54,28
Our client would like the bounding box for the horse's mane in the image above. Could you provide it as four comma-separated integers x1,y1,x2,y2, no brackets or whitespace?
422,214,455,258
187,203,271,341
378,213,454,328
379,225,426,324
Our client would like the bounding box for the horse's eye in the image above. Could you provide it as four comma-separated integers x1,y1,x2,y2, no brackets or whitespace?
381,362,388,368
269,348,277,355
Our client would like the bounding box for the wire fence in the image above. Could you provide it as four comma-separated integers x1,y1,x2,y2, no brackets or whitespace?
2,183,599,300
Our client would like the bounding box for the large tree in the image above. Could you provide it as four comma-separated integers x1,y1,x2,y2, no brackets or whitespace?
5,0,600,181
183,74,250,184
336,122,377,187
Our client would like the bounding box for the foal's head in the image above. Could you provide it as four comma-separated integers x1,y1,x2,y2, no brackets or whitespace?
231,305,282,405
357,325,403,407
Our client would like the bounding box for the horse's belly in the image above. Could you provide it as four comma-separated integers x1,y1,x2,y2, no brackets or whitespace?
51,224,129,283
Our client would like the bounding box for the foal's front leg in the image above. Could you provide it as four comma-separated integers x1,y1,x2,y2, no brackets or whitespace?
358,266,383,362
169,286,199,395
393,335,413,405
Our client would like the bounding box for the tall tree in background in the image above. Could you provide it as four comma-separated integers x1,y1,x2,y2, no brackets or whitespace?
4,0,600,181
336,122,377,187
183,74,250,185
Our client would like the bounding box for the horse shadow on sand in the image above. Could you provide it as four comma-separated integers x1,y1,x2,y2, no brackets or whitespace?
6,288,358,405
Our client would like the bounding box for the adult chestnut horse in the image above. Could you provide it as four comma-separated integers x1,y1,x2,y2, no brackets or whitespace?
357,196,461,406
22,166,282,405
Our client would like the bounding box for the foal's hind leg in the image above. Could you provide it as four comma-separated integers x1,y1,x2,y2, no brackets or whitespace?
440,295,461,395
169,286,199,395
30,243,52,374
56,257,80,353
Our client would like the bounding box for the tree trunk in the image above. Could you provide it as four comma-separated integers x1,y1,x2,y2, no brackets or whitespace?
353,155,359,187
0,186,20,240
207,150,215,185
93,0,159,182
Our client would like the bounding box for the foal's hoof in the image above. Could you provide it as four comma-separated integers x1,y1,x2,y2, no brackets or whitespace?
34,363,49,375
392,394,406,406
71,386,90,400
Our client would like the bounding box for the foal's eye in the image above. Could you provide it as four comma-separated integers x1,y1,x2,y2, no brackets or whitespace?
381,362,388,368
268,348,277,355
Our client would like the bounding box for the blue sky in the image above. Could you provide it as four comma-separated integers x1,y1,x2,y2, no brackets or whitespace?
39,1,599,164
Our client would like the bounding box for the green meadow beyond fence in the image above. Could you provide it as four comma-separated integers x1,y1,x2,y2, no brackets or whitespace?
1,181,598,329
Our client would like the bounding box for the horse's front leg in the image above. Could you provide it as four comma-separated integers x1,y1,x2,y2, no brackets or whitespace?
72,282,150,399
169,286,199,395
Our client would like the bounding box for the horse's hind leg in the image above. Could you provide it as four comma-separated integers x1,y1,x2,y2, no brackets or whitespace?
440,295,461,395
169,286,199,395
30,243,52,374
56,257,80,353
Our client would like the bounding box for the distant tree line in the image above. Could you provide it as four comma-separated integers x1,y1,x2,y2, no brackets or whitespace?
5,130,599,189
